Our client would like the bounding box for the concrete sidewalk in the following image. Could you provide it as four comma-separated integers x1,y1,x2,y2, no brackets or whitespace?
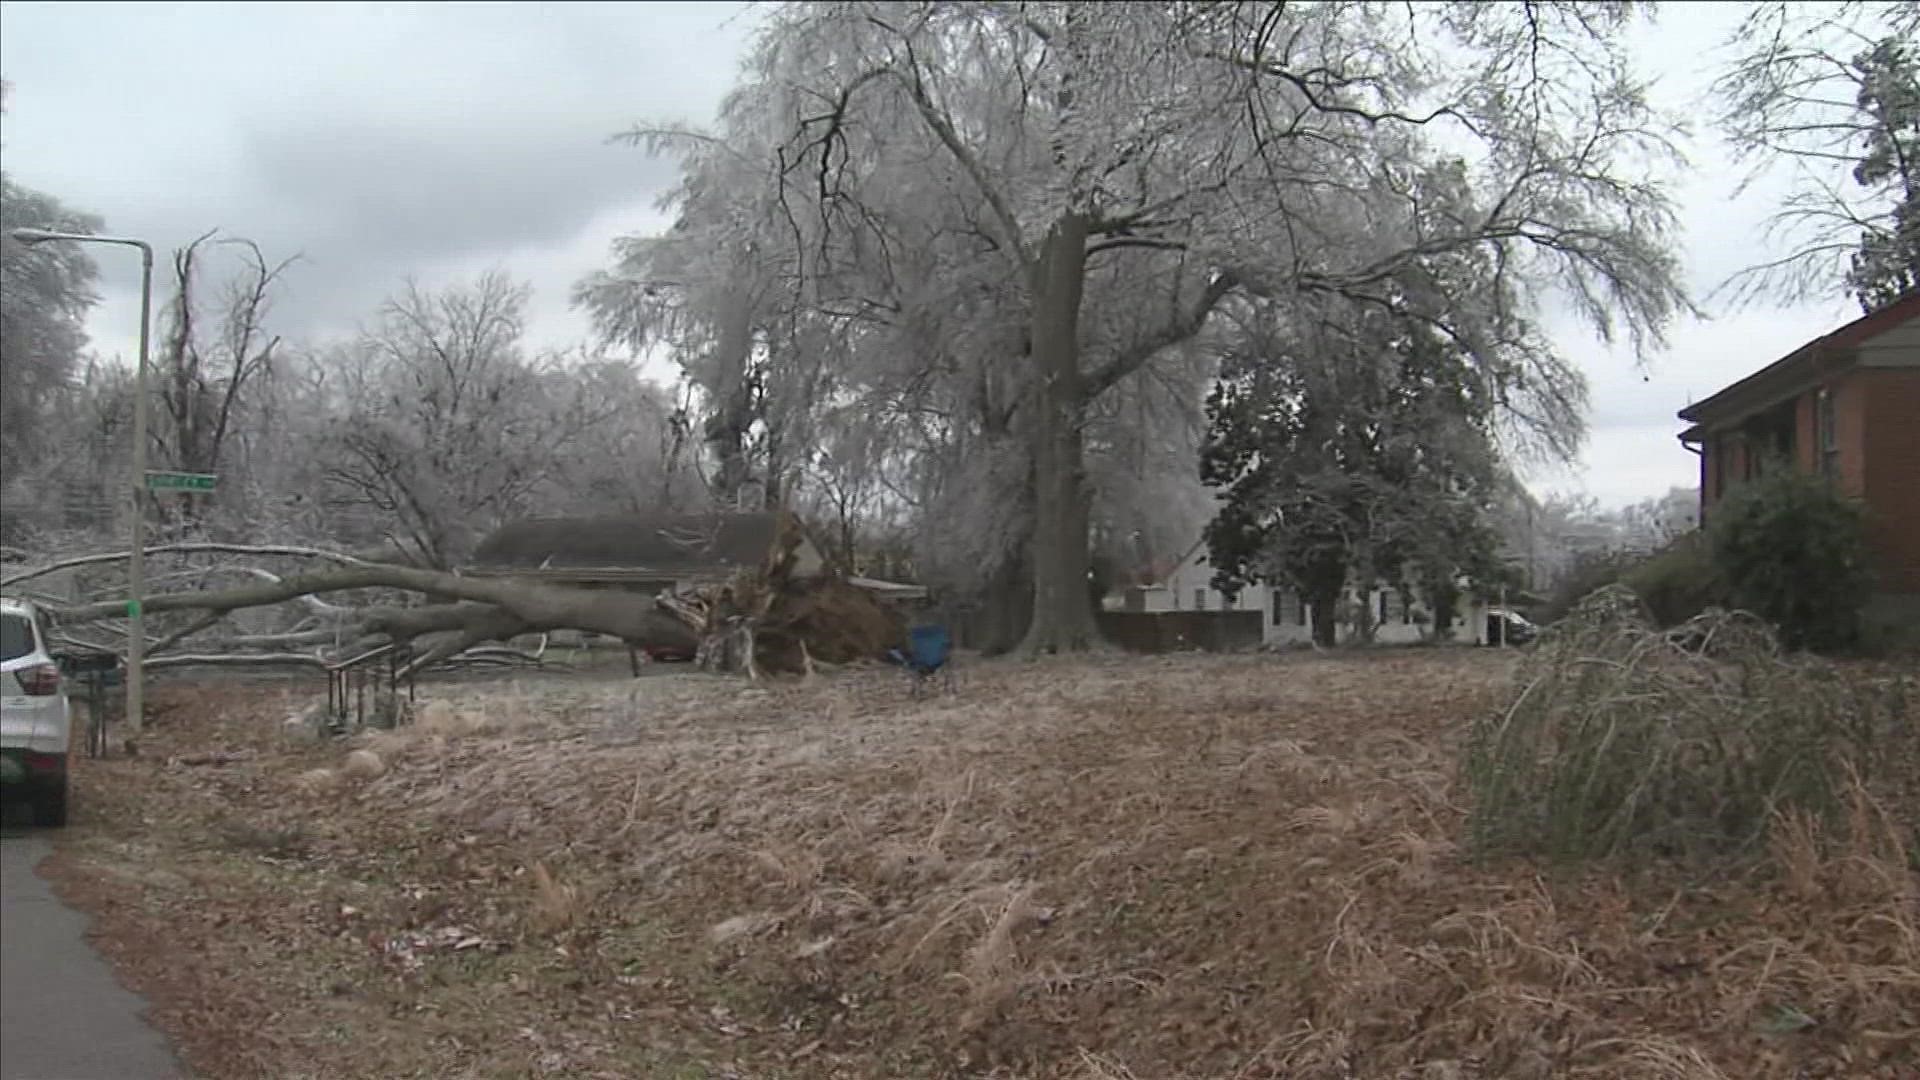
1,830,183,1080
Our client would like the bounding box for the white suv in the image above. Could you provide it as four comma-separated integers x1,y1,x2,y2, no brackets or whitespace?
1,597,72,826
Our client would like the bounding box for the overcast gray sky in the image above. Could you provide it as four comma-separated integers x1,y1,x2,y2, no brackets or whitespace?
0,2,1864,509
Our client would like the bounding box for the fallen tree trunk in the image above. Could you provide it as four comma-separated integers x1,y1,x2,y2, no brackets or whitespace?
43,521,906,677
51,562,694,658
398,608,538,678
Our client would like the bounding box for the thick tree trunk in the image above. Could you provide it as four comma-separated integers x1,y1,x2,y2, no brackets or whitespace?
1426,577,1459,640
1309,592,1339,648
1018,213,1103,655
973,556,1033,656
706,295,758,507
1351,544,1378,645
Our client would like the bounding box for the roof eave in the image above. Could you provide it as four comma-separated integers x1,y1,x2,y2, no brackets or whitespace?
1678,290,1920,428
1677,344,1838,427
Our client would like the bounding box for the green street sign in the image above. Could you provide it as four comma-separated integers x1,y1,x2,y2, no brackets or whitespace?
145,471,217,492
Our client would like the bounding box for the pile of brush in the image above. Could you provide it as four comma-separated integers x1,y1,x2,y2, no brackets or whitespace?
1465,585,1916,862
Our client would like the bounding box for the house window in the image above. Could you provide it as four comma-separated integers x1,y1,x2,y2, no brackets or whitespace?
1270,589,1282,626
1817,387,1838,479
1377,590,1389,625
1275,591,1303,626
1194,589,1207,611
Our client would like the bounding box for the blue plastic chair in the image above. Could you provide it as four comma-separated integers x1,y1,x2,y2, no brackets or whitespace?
888,624,954,697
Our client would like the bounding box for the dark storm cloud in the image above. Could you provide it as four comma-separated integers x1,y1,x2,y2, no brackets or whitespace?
203,108,681,337
1,1,754,341
238,115,675,275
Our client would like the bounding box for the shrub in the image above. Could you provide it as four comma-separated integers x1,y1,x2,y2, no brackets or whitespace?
1536,547,1639,624
1708,469,1872,652
1464,586,1909,862
1619,530,1719,627
1538,534,1720,630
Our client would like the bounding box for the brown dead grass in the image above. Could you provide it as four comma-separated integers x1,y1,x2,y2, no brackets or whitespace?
39,653,1920,1080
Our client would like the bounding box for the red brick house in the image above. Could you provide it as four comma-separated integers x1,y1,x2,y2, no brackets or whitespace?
1678,291,1920,617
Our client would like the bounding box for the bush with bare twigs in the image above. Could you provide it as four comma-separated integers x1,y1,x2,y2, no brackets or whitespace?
1466,585,1914,862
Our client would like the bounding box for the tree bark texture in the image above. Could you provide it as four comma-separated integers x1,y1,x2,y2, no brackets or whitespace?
1017,213,1104,655
706,292,758,507
971,555,1033,656
1310,594,1339,648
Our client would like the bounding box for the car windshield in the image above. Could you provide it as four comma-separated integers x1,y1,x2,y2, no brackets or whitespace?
1,613,33,662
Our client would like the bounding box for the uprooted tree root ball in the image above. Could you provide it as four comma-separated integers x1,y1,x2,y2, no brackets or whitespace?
42,653,1920,1079
662,517,908,675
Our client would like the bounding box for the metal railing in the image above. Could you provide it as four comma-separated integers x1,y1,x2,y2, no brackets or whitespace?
56,651,122,758
325,642,416,733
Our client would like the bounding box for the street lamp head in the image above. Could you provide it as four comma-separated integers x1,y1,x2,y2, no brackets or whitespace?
9,228,150,260
8,227,64,245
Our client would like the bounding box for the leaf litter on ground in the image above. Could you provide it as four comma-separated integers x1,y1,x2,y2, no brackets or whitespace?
39,650,1920,1079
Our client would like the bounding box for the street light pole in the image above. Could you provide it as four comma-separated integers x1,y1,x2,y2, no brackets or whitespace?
10,227,155,735
127,244,153,737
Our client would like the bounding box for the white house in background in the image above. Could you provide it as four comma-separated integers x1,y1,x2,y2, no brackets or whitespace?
1112,536,1493,646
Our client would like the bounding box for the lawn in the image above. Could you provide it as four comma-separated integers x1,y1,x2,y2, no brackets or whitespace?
42,649,1919,1079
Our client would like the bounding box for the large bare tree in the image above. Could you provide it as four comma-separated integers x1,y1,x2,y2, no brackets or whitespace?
591,1,1687,655
153,232,293,477
323,272,621,568
145,231,297,537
